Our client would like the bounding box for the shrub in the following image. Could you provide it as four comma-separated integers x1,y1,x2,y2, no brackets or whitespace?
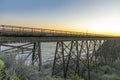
0,52,40,80
0,59,4,70
0,53,16,69
90,71,100,80
100,65,115,74
9,73,20,80
113,60,120,70
42,75,62,80
0,59,5,80
100,74,120,80
70,75,84,80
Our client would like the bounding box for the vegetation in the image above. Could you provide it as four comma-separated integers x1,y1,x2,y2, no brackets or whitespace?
0,52,62,80
70,75,84,80
1,52,120,80
0,59,5,80
0,59,4,70
1,40,120,80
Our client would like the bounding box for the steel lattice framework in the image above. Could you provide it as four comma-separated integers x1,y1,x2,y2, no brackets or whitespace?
1,25,120,80
1,38,120,80
52,40,105,80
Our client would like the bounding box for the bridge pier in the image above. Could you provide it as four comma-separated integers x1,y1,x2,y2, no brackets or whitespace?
52,40,105,80
52,41,66,78
32,42,42,71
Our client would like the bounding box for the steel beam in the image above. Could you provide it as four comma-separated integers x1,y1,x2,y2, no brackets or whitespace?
52,40,106,80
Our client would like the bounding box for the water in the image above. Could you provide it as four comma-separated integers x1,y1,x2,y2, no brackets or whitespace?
0,41,100,65
0,42,56,64
41,42,56,62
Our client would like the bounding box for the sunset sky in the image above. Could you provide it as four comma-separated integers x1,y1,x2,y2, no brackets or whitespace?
0,0,120,35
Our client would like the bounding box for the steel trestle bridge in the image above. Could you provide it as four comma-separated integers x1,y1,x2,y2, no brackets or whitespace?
0,25,120,80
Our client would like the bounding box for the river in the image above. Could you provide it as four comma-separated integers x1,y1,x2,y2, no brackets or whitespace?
0,42,56,64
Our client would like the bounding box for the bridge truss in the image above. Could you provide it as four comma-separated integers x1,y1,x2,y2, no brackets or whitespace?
52,40,105,80
0,25,120,80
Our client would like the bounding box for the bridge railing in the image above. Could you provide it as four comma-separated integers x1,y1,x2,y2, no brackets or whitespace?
0,25,98,37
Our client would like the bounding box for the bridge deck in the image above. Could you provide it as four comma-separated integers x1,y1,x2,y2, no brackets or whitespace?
0,25,101,37
0,25,119,42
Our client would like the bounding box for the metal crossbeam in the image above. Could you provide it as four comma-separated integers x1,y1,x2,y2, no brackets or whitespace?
52,40,105,80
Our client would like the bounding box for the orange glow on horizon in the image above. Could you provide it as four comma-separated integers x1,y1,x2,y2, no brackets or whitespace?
1,24,120,37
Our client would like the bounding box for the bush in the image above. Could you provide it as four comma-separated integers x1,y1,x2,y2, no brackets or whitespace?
0,59,4,70
42,75,62,80
113,60,120,70
100,74,120,80
0,53,16,69
9,74,20,80
90,71,101,80
0,59,5,80
70,75,84,80
0,52,40,80
100,65,115,74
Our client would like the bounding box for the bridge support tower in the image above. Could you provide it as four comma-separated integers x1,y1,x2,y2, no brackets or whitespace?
32,42,42,71
52,40,104,80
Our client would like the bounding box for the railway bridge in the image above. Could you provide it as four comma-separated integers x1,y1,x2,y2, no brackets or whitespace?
0,25,120,80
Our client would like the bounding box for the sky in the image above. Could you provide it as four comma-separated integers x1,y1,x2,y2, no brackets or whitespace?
0,0,120,35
